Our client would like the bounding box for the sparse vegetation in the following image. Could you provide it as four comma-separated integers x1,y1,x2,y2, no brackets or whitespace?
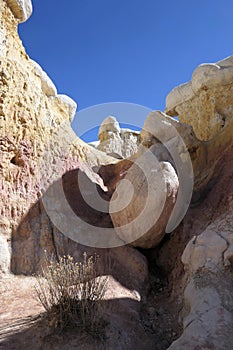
35,252,109,339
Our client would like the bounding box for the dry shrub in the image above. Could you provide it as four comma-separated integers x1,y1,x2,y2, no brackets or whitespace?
35,252,109,338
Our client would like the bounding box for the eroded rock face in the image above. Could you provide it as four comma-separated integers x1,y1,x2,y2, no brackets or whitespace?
96,115,140,158
140,110,233,194
6,0,33,23
168,217,233,349
103,109,232,249
165,56,233,141
0,0,114,273
0,6,155,348
56,94,77,122
30,59,57,97
166,143,233,350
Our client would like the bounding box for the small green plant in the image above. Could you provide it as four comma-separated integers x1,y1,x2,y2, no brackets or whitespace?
35,252,108,338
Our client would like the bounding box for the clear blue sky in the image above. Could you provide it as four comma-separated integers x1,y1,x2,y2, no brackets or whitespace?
19,0,233,139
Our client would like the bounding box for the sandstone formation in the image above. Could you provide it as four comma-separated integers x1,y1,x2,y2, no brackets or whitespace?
109,107,232,249
1,1,233,349
0,2,153,348
165,56,233,141
167,144,233,350
109,159,179,248
30,59,58,97
0,0,115,274
139,110,233,193
6,0,33,22
96,115,140,158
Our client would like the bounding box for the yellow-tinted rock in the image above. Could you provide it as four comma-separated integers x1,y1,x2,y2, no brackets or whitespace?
6,0,33,23
165,56,233,141
0,0,115,273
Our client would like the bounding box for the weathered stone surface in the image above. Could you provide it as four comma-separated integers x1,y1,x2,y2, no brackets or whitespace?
1,0,29,62
0,28,6,57
6,0,33,23
168,143,233,350
120,128,140,158
0,0,115,273
56,94,77,122
140,110,233,193
0,16,152,350
107,109,232,249
0,236,11,273
30,59,57,97
98,116,121,137
168,219,233,349
96,116,140,159
165,56,233,140
109,158,179,248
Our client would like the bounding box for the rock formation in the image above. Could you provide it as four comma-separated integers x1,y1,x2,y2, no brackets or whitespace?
0,2,152,348
92,115,140,158
165,56,233,141
109,158,179,248
0,0,117,274
0,1,233,349
6,0,32,23
167,144,233,350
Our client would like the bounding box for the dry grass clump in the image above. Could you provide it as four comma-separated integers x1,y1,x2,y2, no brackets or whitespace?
35,252,108,338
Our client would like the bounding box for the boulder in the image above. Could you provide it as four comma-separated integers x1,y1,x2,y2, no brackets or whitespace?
109,157,179,248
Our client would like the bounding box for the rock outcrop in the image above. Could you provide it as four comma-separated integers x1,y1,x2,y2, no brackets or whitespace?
6,0,33,23
94,115,140,158
165,56,233,141
0,0,115,274
139,110,233,193
0,3,155,348
108,106,232,249
167,144,233,350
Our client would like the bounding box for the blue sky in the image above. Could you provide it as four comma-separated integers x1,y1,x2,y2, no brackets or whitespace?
19,0,233,140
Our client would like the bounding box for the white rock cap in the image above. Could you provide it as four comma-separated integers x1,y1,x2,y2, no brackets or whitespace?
30,59,57,97
98,116,121,138
57,94,77,122
30,60,77,121
166,55,233,114
6,0,33,23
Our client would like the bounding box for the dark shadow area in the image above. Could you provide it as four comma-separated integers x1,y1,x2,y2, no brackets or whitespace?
8,165,182,349
10,167,148,296
62,168,113,228
0,298,152,350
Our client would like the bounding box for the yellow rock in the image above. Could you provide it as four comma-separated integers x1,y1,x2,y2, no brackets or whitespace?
165,56,233,141
0,0,115,272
